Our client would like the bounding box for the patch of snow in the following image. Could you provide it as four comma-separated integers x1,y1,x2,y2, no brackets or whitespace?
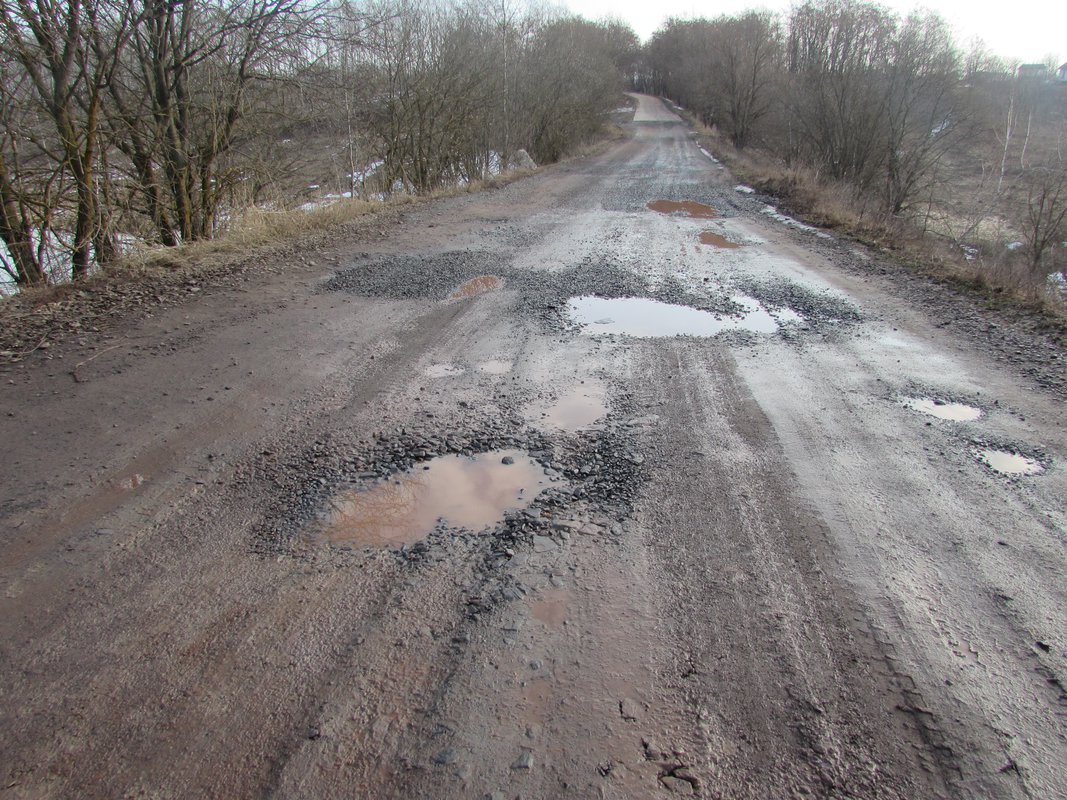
1005,241,1024,251
307,184,320,190
697,146,722,165
960,244,980,262
760,205,833,239
734,185,755,194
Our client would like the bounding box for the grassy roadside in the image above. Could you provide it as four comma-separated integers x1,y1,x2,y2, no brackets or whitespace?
674,107,1066,332
0,167,543,360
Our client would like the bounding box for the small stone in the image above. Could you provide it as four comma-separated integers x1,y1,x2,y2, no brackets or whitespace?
511,751,534,770
532,535,558,553
432,748,457,766
501,455,515,465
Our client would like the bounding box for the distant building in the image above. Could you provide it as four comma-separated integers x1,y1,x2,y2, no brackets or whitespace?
1058,63,1067,81
1017,63,1049,80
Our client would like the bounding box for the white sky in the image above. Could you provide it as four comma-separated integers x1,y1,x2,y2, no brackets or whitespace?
561,0,1064,65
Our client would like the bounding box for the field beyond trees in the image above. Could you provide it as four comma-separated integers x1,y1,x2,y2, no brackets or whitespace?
640,0,1067,311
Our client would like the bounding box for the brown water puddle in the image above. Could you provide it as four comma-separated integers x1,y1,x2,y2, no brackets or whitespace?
450,275,502,299
698,230,740,249
647,199,717,219
978,449,1044,476
530,384,607,431
322,450,557,547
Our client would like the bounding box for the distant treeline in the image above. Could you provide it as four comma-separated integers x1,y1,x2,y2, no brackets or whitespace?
638,0,1066,282
0,0,638,287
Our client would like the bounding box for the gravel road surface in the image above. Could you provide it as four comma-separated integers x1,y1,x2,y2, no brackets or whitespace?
1,95,1064,800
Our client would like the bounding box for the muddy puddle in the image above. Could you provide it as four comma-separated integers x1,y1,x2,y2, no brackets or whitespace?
531,587,570,628
903,397,982,422
567,296,799,338
322,450,557,547
698,231,740,249
647,199,717,219
450,275,502,299
978,449,1045,476
529,384,607,431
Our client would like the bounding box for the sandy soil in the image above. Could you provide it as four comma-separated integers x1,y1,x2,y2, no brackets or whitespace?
1,96,1064,800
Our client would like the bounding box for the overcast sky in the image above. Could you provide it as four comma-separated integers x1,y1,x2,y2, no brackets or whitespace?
560,0,1064,65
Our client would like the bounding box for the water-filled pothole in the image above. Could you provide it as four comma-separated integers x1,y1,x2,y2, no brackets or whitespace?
567,296,798,338
530,384,607,431
321,450,558,547
647,199,717,219
903,397,982,422
977,449,1045,476
450,275,502,299
698,231,740,249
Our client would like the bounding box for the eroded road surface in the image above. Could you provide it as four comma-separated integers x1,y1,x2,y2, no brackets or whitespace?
2,95,1065,799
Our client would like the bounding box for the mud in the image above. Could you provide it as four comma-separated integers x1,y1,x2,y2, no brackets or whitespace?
450,275,502,299
647,199,717,219
698,230,740,249
528,383,607,431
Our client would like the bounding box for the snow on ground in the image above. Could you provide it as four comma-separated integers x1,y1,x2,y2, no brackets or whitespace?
760,205,833,239
735,185,755,194
697,146,722,166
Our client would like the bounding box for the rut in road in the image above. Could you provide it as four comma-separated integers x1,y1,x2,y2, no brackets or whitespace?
1,94,1064,800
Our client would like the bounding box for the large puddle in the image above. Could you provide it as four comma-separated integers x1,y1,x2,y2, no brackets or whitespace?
450,275,502,299
978,449,1045,476
698,231,740,249
647,199,717,219
903,397,982,422
322,450,557,547
567,296,799,338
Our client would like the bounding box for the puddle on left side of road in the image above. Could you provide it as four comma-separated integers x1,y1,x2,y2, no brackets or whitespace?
903,397,983,422
321,450,557,547
567,296,800,338
977,449,1045,476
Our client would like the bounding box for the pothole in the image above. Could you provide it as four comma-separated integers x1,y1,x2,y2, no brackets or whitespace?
903,397,983,422
647,199,717,219
977,449,1045,476
450,275,502,299
424,363,465,378
320,450,559,547
528,384,607,431
567,295,799,338
698,231,740,249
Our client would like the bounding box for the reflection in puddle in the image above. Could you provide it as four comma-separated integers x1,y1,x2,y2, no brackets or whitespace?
647,199,717,219
323,450,557,547
424,363,465,378
477,360,513,374
698,230,740,249
450,275,502,299
567,296,799,338
978,449,1044,476
903,397,982,422
531,588,570,628
531,385,607,431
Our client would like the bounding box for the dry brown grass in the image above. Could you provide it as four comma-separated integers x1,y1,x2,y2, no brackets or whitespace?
688,122,1067,322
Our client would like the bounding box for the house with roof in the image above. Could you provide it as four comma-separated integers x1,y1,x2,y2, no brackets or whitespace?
1058,63,1067,81
1017,63,1049,80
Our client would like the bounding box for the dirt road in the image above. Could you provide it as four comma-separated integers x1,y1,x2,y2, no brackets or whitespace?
2,95,1065,800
